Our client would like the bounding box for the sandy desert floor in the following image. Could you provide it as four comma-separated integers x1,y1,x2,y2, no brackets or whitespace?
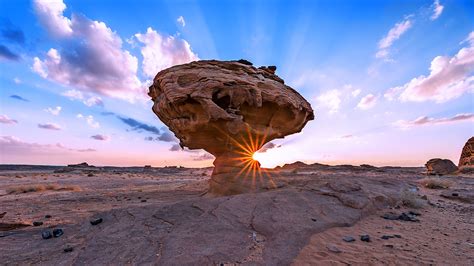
0,163,473,265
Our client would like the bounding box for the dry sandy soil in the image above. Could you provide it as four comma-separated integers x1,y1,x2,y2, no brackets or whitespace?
0,163,473,265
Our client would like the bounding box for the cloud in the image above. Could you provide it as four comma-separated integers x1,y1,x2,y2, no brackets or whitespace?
13,77,21,84
351,89,361,97
376,18,412,60
430,0,444,20
117,116,160,135
38,123,62,130
44,106,62,115
394,113,474,129
257,142,279,153
157,131,178,142
134,27,199,78
32,0,143,101
77,114,100,128
383,87,403,101
62,89,104,107
177,16,185,27
395,32,474,103
169,144,182,151
0,115,18,124
0,44,20,61
192,153,215,161
357,94,377,110
9,95,29,102
0,136,96,156
90,134,109,141
317,89,341,114
341,134,354,139
1,25,25,44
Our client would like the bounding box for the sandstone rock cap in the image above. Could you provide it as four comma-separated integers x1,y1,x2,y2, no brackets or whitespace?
148,59,314,155
459,136,474,173
425,158,458,175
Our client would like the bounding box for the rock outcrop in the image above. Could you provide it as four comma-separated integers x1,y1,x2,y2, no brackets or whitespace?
425,158,458,175
459,137,474,173
148,60,314,195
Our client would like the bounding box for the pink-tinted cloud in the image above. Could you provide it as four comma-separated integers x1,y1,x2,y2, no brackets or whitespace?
62,90,103,107
430,0,444,21
0,136,95,158
394,113,474,128
357,94,377,110
44,106,62,115
376,18,412,60
90,134,110,141
316,89,341,114
32,0,143,101
0,114,18,124
192,153,214,161
135,27,199,78
394,32,474,103
38,123,61,130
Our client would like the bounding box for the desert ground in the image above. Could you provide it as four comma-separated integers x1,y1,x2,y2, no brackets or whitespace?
0,163,473,265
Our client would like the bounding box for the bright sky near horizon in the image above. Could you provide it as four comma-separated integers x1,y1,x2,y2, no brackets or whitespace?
0,0,473,168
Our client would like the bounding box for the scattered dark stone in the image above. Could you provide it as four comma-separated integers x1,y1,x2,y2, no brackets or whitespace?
384,244,394,248
52,228,64,238
32,221,43,226
138,197,142,199
64,246,73,253
381,235,394,240
326,244,342,253
360,235,371,242
0,212,6,219
90,218,103,226
421,195,428,200
384,226,393,229
141,199,147,202
408,211,421,216
201,172,207,176
311,218,317,222
87,173,94,177
398,212,420,222
41,231,52,239
452,193,459,197
342,236,355,242
394,234,402,238
45,215,52,219
382,213,399,220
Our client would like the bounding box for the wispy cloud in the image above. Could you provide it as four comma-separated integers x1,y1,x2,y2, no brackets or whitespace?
430,0,444,20
117,116,160,135
10,95,29,102
38,123,61,130
1,21,25,44
317,89,341,114
393,31,474,103
62,90,104,107
394,113,474,129
357,94,377,110
376,18,412,60
0,114,18,124
0,44,20,61
177,16,185,27
77,114,100,128
44,106,62,115
90,134,109,141
0,136,96,157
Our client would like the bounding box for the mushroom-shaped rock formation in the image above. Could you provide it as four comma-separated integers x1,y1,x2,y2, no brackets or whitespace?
459,136,474,173
148,60,314,195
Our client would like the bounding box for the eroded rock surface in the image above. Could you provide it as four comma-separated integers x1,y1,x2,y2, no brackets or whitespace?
459,137,474,173
425,158,458,175
149,60,314,195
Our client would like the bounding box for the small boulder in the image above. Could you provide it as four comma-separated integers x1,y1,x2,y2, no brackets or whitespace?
90,218,103,226
425,158,458,175
64,246,73,253
342,236,355,242
52,228,64,238
32,221,43,226
326,244,342,253
360,235,371,242
41,231,52,239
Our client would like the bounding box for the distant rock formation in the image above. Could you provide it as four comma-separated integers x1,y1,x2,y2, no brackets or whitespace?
459,137,474,173
67,162,93,168
148,60,314,195
425,158,458,175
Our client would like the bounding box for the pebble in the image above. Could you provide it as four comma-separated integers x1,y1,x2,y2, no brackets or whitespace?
141,199,147,202
326,244,342,253
342,236,355,242
381,235,394,240
33,221,43,226
45,215,52,219
41,231,52,239
311,218,317,222
90,218,103,225
360,235,371,242
64,246,73,253
452,193,459,197
384,244,394,248
53,228,64,238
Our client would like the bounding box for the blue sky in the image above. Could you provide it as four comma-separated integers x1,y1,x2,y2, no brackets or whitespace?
0,0,473,167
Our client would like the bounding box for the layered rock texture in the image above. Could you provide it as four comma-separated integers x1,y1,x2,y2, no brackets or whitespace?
459,137,474,173
425,158,458,175
148,60,314,195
